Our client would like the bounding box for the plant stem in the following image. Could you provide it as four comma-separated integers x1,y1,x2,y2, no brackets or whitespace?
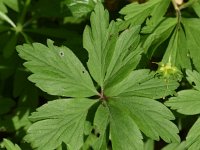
171,0,181,28
18,0,31,25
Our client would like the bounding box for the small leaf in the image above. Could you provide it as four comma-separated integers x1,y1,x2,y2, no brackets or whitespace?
186,69,200,91
186,117,200,150
142,0,171,33
17,39,97,97
165,69,200,115
120,0,162,25
2,139,21,150
25,98,97,150
65,0,96,18
165,90,200,115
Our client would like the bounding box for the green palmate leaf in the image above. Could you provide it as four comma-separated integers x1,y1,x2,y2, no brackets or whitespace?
165,70,200,115
186,117,200,150
25,98,96,150
105,69,179,99
18,3,181,149
120,0,170,26
142,18,177,57
182,18,200,72
17,39,97,97
162,25,191,69
108,97,180,143
83,3,141,88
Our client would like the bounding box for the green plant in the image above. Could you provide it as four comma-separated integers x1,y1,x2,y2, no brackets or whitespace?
1,0,200,150
16,4,181,149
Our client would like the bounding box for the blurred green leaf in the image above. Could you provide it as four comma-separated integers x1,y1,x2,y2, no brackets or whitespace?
192,0,200,17
0,10,16,27
186,117,200,150
2,0,19,12
3,32,18,58
0,1,7,13
32,0,71,17
144,139,154,150
1,138,21,150
161,142,186,150
0,25,10,32
65,0,96,18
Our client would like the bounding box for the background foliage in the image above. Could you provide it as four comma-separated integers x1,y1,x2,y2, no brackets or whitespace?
0,0,200,150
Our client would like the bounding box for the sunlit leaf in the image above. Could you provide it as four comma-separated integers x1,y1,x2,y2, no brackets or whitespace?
17,39,97,97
